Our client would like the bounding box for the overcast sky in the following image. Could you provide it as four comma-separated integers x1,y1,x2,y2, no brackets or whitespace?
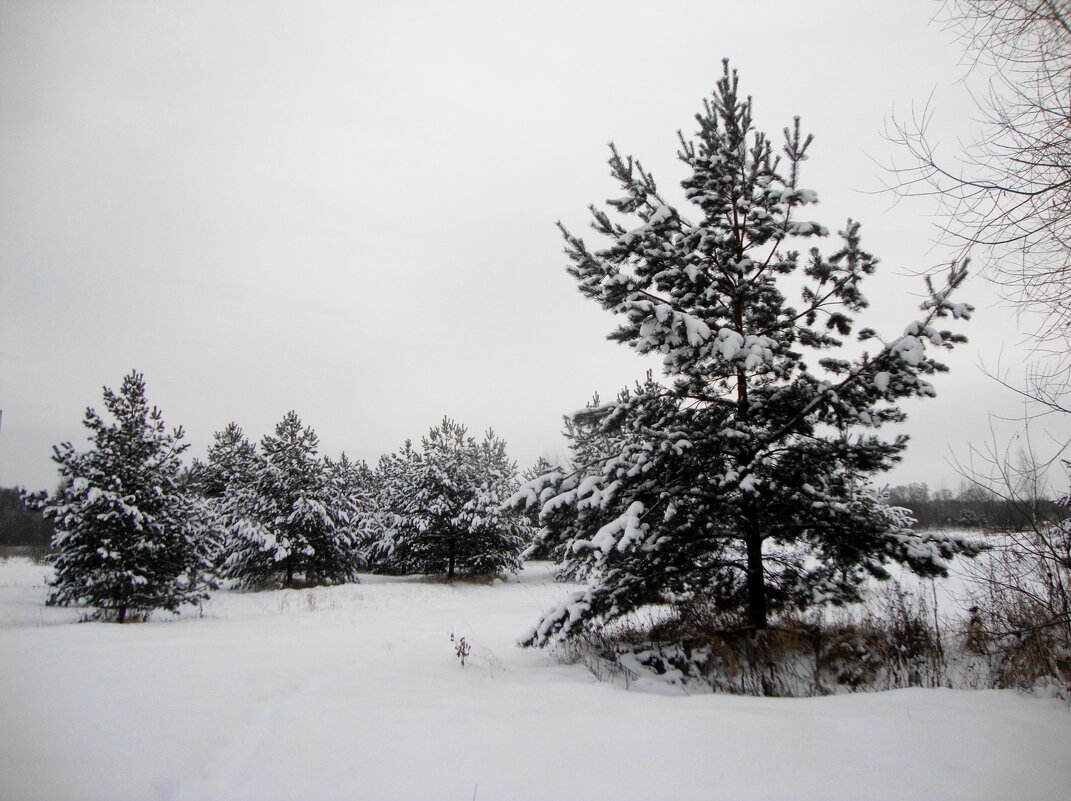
2,0,1067,494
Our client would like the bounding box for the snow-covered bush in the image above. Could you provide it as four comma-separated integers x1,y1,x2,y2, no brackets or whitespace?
513,61,980,648
23,371,207,622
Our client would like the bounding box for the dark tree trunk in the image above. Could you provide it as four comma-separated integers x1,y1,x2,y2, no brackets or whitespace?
285,557,294,588
118,605,127,624
732,297,766,628
745,532,768,629
447,548,456,582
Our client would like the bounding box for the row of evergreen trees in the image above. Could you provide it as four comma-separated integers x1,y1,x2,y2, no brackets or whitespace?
25,372,535,622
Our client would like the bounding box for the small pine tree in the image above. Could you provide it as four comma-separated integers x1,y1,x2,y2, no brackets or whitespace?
519,456,566,561
219,412,362,588
378,418,529,579
24,371,206,622
367,440,422,573
188,422,262,566
323,451,376,568
190,422,261,500
513,62,981,647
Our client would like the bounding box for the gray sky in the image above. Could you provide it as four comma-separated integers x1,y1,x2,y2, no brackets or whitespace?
2,0,1067,494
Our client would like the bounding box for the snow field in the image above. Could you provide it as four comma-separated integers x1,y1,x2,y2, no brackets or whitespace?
1,557,1069,801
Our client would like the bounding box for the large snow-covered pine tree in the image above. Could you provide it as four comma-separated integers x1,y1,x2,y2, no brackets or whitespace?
513,62,980,646
26,371,206,622
219,411,362,588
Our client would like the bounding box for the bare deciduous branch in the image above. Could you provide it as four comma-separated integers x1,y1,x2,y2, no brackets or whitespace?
884,0,1071,346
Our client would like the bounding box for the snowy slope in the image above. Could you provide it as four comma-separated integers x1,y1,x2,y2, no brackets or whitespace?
0,557,1068,801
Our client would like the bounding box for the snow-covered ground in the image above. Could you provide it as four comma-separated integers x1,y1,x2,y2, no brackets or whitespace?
1,556,1068,801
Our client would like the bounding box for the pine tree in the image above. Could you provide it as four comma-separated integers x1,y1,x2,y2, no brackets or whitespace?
188,422,262,566
219,411,362,588
463,426,531,575
24,371,206,622
513,62,981,647
367,440,422,573
323,451,376,566
519,456,566,561
190,422,261,500
378,418,529,579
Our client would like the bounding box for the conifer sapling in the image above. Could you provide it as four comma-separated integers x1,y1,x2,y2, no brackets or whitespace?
25,371,207,622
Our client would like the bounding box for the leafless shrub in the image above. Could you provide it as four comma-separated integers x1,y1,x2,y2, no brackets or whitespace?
451,632,472,668
960,522,1071,691
949,414,1071,693
553,582,952,696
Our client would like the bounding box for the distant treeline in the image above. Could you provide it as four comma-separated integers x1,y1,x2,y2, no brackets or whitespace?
0,487,54,547
887,482,1066,530
2,480,1064,548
